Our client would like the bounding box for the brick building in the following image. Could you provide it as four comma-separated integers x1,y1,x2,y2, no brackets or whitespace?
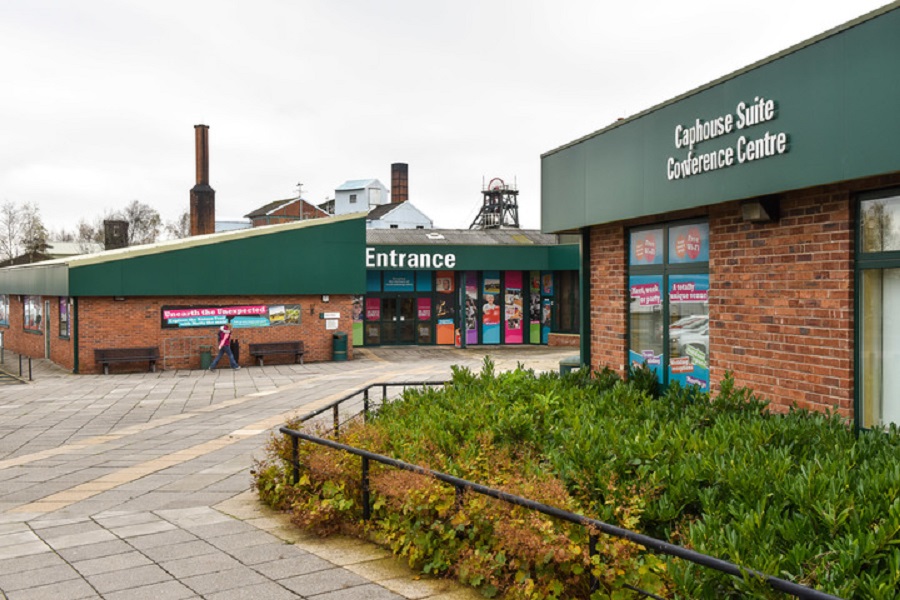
541,4,900,430
0,215,364,374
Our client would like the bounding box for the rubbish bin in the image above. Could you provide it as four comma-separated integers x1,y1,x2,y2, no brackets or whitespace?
230,339,240,363
332,331,348,362
199,345,213,370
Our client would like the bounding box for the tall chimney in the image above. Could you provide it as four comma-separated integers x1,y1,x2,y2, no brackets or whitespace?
391,163,408,204
190,124,215,236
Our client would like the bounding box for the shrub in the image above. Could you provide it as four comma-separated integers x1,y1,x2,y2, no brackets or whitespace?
255,362,900,599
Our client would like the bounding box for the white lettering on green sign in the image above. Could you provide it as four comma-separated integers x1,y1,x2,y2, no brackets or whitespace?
667,96,789,181
366,247,457,269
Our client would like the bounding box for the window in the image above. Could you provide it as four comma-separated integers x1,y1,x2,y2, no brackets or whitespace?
557,271,580,334
23,296,43,332
349,194,357,204
59,298,71,338
628,221,709,389
390,224,399,229
0,294,9,326
858,188,900,429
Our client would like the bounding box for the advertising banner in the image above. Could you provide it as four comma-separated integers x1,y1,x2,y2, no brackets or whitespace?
482,271,501,344
504,271,523,344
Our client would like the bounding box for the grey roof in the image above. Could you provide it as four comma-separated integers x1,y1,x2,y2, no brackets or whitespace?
366,228,560,246
367,203,401,220
336,179,382,191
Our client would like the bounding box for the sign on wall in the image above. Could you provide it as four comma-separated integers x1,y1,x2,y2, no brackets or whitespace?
161,304,302,329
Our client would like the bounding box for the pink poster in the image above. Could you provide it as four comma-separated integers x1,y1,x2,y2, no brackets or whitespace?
417,298,431,320
504,271,524,344
365,298,381,321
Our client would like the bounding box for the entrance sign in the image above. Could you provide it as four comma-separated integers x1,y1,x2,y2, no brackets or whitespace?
366,247,457,269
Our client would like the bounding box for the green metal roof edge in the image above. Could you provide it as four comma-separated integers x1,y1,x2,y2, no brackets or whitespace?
541,1,900,159
65,212,368,269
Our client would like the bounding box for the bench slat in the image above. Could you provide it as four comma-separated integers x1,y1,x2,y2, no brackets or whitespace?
248,342,304,367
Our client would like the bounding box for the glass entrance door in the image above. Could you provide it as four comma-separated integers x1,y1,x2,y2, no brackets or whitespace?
381,296,416,344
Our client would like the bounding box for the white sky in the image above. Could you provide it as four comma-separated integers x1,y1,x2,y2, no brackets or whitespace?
0,0,890,235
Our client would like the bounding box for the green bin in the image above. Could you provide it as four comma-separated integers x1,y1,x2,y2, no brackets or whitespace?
199,345,213,370
332,331,348,362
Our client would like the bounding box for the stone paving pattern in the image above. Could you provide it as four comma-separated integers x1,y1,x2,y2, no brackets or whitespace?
0,346,573,599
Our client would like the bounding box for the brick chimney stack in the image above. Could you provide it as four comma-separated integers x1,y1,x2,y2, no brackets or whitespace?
391,163,408,204
190,124,215,236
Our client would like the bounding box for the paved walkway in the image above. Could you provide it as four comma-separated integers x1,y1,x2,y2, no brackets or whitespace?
0,345,575,600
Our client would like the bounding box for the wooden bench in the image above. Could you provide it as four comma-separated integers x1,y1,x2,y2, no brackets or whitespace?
248,341,304,367
95,347,160,375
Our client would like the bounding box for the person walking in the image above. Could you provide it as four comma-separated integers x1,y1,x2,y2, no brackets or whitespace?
209,320,240,370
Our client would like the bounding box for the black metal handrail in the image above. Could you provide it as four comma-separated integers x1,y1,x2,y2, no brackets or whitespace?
280,381,843,600
296,381,449,435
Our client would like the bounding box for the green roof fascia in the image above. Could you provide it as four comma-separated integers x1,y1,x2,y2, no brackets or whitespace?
68,215,367,297
0,263,69,296
548,243,581,271
541,4,900,232
366,243,579,271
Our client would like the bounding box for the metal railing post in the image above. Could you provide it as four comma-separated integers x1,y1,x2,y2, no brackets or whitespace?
19,354,22,376
362,456,371,521
291,435,299,485
333,405,340,436
28,357,32,381
589,533,599,593
364,388,370,423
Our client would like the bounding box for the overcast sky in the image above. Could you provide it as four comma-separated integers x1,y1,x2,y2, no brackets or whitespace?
0,0,890,236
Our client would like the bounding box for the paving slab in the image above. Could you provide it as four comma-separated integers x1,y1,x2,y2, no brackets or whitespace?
0,346,569,599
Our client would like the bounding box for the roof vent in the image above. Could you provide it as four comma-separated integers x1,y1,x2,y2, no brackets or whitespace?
426,232,445,240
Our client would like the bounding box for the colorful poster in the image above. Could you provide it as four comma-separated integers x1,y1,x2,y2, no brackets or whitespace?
436,270,456,345
668,223,710,264
0,294,9,326
417,297,432,320
482,271,501,344
630,228,664,265
160,304,301,329
541,298,552,344
668,274,710,390
465,271,478,345
365,298,381,321
352,295,364,347
529,271,541,344
541,272,554,296
628,275,664,384
504,271,524,344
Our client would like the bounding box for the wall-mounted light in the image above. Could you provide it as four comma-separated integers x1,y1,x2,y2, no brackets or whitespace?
741,197,779,223
321,295,330,303
114,296,125,301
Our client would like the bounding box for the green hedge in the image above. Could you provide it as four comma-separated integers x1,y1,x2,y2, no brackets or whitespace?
256,360,900,599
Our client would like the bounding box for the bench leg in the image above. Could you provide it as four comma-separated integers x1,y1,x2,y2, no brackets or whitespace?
150,360,156,373
257,357,264,367
103,363,109,375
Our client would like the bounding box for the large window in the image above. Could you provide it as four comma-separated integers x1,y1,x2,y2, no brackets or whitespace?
23,296,43,332
628,221,709,389
59,298,71,338
858,188,900,429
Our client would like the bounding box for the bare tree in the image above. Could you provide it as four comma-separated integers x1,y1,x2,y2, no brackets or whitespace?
0,200,22,262
165,210,191,240
75,217,104,253
21,202,49,260
116,200,161,245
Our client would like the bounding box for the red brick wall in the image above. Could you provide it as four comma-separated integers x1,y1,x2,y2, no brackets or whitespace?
585,174,900,420
588,224,628,375
708,187,854,417
75,295,354,374
1,295,75,370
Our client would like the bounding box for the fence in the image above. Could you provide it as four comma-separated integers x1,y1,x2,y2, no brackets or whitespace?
280,382,844,600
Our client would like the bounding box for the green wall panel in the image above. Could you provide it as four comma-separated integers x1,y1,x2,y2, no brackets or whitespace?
68,218,366,297
542,7,900,232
